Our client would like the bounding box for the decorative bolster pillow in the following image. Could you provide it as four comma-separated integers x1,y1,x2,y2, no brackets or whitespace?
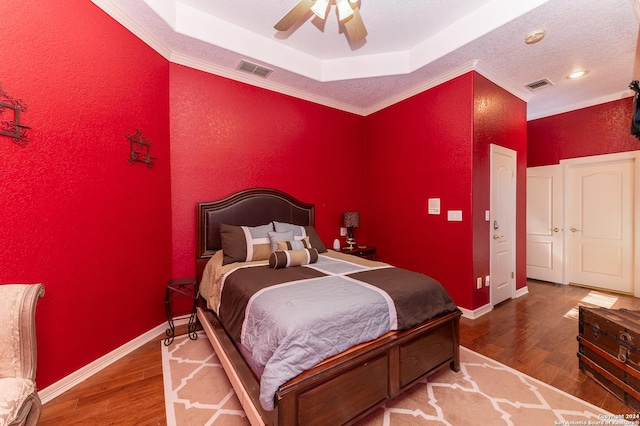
269,248,319,269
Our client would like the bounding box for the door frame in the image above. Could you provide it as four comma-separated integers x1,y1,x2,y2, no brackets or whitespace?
560,150,640,296
490,143,517,306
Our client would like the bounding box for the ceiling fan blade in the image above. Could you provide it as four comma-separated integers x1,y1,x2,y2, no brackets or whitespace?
344,6,367,42
274,0,315,31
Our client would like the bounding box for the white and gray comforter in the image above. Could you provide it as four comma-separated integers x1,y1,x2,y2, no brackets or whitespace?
214,253,457,411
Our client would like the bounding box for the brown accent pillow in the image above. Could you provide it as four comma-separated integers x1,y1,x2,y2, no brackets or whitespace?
220,223,273,265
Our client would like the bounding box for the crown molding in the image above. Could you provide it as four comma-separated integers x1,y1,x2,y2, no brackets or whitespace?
527,90,634,121
92,0,623,121
91,0,172,60
170,52,369,116
363,61,479,115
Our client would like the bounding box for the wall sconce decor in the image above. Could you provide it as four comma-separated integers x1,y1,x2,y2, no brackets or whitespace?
126,129,156,168
342,211,360,249
0,82,29,146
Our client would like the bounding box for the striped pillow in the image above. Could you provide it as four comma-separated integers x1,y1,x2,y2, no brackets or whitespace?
220,223,274,265
269,248,319,269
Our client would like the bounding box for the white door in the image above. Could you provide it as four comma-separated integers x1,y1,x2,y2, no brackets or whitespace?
526,165,564,284
490,144,517,305
565,154,635,294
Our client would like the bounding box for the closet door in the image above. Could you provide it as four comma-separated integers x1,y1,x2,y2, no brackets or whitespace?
565,154,635,294
526,165,564,284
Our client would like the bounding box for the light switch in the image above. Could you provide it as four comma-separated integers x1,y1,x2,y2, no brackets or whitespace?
447,210,462,221
428,198,440,215
340,227,347,236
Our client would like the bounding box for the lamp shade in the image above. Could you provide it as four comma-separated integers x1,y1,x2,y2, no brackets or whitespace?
342,211,360,228
336,0,354,21
311,0,330,19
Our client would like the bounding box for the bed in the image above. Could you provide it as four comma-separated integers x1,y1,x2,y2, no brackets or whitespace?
195,188,461,426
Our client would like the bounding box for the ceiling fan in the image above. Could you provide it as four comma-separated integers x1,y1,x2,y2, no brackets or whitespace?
274,0,368,43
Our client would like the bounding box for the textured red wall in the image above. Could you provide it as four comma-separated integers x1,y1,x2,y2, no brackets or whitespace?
364,72,527,310
169,64,368,278
364,74,475,308
472,73,528,309
1,0,532,389
1,1,171,388
528,97,638,166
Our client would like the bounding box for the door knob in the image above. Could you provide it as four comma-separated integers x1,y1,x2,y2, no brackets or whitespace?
493,234,503,240
570,227,581,233
549,227,559,232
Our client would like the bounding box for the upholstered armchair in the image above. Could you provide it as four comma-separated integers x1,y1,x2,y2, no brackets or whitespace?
0,284,45,426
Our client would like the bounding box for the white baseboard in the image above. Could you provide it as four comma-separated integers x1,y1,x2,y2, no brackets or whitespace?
39,316,190,404
458,303,492,319
458,285,529,320
514,285,529,298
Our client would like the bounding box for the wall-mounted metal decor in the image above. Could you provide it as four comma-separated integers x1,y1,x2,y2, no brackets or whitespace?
0,82,29,146
126,129,155,168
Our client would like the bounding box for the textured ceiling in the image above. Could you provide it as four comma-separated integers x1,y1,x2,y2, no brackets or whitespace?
93,0,640,120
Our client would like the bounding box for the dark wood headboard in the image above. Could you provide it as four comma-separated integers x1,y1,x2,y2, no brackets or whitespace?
196,188,315,283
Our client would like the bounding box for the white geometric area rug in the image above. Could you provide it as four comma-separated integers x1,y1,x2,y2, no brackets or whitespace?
161,332,610,426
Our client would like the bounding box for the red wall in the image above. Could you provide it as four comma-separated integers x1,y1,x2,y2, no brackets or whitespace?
364,74,474,307
1,1,530,389
528,98,638,166
1,1,172,388
472,73,528,308
169,64,368,278
364,73,527,310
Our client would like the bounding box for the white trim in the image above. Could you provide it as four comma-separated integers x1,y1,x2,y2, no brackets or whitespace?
90,0,172,60
458,303,492,320
528,91,634,121
458,284,528,319
39,316,191,404
514,285,529,299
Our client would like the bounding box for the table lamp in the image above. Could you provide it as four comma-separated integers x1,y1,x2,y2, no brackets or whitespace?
342,211,360,249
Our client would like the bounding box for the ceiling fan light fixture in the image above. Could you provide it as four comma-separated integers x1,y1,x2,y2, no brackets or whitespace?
311,0,330,19
336,0,354,21
525,29,546,44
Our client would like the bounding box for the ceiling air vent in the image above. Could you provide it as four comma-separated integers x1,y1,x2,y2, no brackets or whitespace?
525,78,553,91
237,60,273,78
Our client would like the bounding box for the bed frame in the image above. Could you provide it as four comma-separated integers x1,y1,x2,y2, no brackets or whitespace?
195,188,461,426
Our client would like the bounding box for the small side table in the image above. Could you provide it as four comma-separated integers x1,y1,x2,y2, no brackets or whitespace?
340,246,377,260
164,277,198,346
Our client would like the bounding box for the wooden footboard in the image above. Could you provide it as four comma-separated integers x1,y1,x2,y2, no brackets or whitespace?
197,307,461,426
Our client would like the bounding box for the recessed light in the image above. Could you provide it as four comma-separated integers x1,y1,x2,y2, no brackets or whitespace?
525,29,546,44
568,70,587,79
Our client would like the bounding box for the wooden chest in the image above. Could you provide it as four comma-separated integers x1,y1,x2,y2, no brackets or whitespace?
577,306,640,412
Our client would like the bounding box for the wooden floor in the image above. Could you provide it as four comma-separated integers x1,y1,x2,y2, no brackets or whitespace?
40,280,640,425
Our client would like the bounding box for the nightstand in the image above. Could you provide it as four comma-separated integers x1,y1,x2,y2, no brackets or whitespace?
164,277,198,346
340,246,376,260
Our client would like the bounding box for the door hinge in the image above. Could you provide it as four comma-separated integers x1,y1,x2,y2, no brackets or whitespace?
511,272,514,279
